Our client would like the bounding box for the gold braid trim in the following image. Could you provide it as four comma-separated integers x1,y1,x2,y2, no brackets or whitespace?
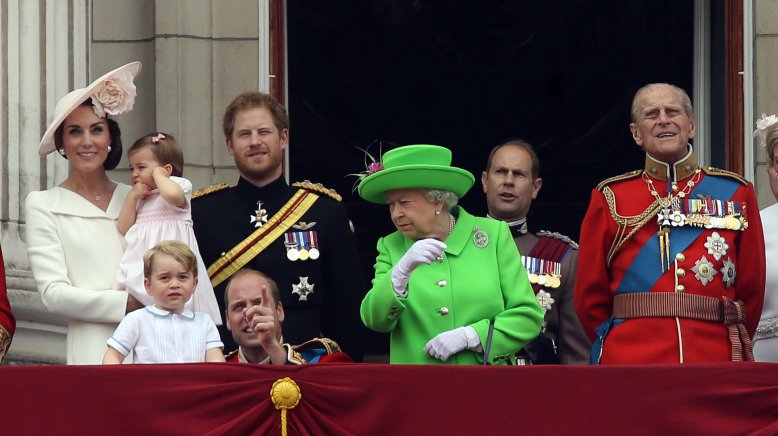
192,183,229,199
602,186,662,266
207,190,319,287
0,327,9,362
292,180,342,201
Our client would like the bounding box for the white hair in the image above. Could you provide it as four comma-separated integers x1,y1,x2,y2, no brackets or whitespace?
424,189,459,211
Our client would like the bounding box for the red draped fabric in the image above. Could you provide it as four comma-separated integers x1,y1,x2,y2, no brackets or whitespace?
2,363,777,435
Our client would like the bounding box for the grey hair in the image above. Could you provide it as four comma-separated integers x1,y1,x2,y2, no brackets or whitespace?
630,83,694,123
425,189,459,211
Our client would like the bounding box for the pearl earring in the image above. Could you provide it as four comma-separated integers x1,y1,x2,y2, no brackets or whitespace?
107,146,112,152
435,210,440,215
57,148,66,156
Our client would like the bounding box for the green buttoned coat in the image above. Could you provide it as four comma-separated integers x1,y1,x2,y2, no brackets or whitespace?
361,207,543,364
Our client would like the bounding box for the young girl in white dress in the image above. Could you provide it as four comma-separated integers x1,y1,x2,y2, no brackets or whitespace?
114,132,222,325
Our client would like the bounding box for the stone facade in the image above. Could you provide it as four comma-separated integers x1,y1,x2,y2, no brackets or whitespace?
1,0,269,364
755,0,778,209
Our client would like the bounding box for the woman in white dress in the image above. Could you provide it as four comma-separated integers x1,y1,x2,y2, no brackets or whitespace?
25,62,143,364
754,114,778,362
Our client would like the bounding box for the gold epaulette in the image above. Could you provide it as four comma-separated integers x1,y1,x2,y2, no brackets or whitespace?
292,180,342,202
537,230,579,250
192,183,229,199
224,348,239,361
293,337,343,355
701,166,749,185
595,170,642,191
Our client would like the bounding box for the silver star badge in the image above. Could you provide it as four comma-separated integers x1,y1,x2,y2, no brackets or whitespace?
536,290,555,314
691,255,716,286
704,232,729,261
720,257,736,288
292,277,315,301
250,201,269,228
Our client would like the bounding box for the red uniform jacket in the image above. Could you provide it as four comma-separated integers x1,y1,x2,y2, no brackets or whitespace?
575,152,765,364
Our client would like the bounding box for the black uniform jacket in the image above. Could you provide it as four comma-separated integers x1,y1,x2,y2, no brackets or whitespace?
193,176,367,360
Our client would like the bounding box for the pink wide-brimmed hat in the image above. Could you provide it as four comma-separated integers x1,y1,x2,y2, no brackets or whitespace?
38,61,141,156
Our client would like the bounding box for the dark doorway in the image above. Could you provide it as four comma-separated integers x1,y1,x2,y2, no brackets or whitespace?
287,1,694,356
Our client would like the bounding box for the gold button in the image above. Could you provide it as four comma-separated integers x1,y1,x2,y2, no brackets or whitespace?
676,268,685,277
439,307,449,316
676,285,685,292
675,253,685,262
437,280,447,287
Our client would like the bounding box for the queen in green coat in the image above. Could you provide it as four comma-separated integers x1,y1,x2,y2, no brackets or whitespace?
357,144,543,364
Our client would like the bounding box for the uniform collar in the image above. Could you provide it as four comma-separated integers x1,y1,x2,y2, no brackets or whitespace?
235,175,288,200
487,214,527,237
644,145,698,182
145,305,195,319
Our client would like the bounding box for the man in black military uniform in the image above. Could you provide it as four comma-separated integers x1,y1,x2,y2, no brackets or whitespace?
192,92,366,361
482,140,590,364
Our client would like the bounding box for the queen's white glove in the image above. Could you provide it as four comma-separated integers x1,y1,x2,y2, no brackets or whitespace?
424,326,482,361
390,238,447,297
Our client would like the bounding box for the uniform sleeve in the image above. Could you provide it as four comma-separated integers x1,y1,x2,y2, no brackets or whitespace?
575,189,615,341
24,192,129,323
319,202,367,361
555,249,591,364
0,247,15,357
360,236,406,333
736,183,765,337
472,221,544,363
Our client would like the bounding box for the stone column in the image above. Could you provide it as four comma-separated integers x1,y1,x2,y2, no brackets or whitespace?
755,0,778,208
2,0,272,364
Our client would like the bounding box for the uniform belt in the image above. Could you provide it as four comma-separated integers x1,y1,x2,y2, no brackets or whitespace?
612,293,754,362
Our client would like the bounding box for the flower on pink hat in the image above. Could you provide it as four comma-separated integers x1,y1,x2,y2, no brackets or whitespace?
92,70,137,119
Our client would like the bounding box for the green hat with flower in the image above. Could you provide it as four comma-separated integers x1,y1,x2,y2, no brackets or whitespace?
357,144,475,204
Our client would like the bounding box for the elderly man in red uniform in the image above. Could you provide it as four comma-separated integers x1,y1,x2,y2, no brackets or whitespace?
576,83,765,364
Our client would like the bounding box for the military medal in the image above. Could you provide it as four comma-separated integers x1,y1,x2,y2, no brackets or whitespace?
691,255,716,286
720,257,736,288
250,201,269,228
536,290,555,313
473,226,488,248
286,247,300,261
298,248,310,261
704,232,729,261
292,277,315,301
303,230,319,260
284,233,300,261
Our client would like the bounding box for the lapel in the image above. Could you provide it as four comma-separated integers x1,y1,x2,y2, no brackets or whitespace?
49,184,129,219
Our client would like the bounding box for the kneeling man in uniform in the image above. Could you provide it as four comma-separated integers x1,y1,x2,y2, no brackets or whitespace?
224,269,350,364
